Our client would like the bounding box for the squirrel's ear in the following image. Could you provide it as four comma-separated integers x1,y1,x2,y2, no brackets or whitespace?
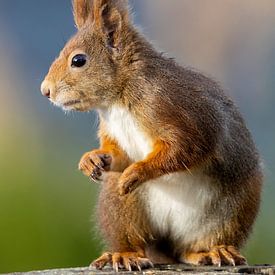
93,0,129,49
73,0,93,29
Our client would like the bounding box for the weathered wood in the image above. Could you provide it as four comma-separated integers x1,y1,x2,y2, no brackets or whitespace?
7,264,275,275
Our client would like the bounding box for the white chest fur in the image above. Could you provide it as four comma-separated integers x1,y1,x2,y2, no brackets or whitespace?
99,106,216,246
99,106,152,161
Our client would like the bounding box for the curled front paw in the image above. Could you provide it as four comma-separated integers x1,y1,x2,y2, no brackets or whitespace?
78,150,112,182
118,163,148,195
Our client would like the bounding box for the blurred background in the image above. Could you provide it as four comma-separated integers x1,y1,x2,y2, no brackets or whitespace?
0,0,274,273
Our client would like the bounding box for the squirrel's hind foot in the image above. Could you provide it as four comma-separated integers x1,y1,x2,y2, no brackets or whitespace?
182,245,247,266
90,251,154,272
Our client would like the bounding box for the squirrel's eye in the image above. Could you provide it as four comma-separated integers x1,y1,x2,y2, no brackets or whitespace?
71,54,87,68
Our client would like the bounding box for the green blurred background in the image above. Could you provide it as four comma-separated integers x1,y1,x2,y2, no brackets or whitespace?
0,0,274,273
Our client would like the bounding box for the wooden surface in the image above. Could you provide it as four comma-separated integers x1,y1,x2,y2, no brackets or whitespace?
7,264,275,275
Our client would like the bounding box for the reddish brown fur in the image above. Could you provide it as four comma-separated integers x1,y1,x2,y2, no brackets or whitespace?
79,133,130,176
41,0,263,271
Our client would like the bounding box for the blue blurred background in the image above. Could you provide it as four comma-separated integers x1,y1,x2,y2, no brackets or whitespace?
0,0,274,273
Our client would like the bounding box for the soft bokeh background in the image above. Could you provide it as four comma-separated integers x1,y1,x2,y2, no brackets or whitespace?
0,0,274,273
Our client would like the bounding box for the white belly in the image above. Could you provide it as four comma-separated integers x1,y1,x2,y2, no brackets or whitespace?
142,171,217,245
100,106,216,244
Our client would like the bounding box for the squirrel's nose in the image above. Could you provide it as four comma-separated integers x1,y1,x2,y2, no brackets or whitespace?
41,80,54,98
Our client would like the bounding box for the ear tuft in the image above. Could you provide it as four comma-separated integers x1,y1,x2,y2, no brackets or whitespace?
93,0,129,49
73,0,93,29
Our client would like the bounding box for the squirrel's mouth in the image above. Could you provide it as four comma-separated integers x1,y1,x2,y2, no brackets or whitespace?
50,93,93,111
55,98,93,112
63,99,82,107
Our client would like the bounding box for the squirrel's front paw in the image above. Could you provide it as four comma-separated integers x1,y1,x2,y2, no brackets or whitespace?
118,163,148,195
78,150,112,181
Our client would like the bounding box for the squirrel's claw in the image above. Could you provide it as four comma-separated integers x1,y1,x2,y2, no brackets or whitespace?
90,252,153,272
89,170,102,182
182,245,247,266
90,252,112,270
78,150,112,181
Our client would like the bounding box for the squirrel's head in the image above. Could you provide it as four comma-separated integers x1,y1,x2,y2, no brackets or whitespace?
41,0,131,111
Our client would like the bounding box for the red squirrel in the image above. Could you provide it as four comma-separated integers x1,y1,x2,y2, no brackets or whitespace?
41,0,263,271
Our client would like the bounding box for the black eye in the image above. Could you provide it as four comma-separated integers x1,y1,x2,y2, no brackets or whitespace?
71,54,87,68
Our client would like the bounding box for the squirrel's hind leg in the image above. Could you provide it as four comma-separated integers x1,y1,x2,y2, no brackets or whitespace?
181,245,247,266
93,172,154,271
